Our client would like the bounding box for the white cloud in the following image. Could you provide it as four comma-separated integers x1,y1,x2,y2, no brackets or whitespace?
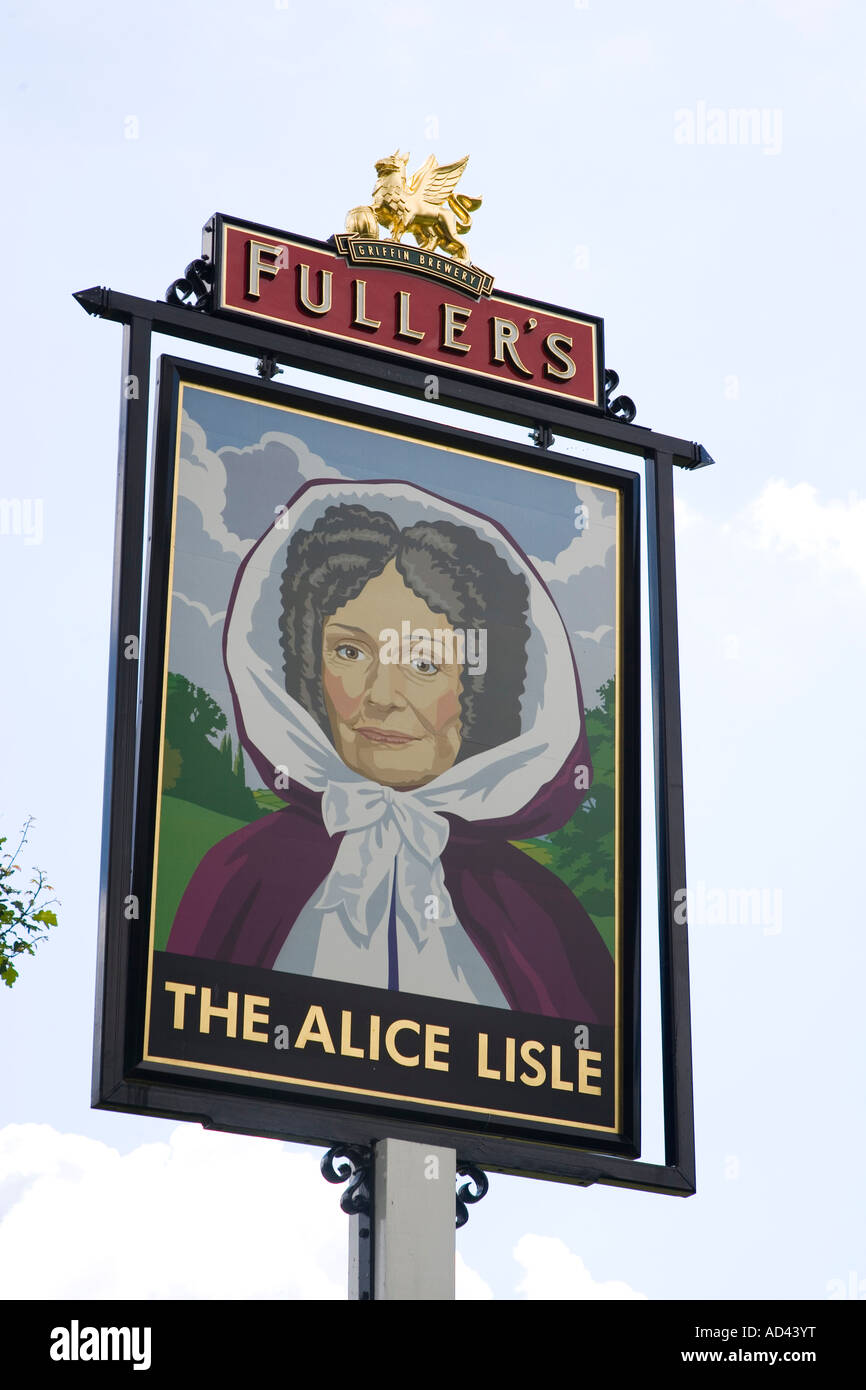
172,591,226,628
179,414,248,559
456,1251,494,1300
0,1124,346,1299
531,484,615,583
0,1123,500,1301
743,479,866,587
514,1234,647,1300
179,412,339,560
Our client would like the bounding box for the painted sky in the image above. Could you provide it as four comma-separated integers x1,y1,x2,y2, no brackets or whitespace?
1,0,864,1301
170,385,618,748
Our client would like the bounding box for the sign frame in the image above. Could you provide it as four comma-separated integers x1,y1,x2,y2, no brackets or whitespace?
124,355,641,1161
81,257,697,1196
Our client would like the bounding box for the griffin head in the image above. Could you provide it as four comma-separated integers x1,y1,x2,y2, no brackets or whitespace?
374,149,409,176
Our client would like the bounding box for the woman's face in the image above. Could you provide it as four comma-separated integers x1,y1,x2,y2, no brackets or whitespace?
321,559,463,789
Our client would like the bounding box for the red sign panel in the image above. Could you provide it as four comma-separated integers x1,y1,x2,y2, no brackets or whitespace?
209,216,603,410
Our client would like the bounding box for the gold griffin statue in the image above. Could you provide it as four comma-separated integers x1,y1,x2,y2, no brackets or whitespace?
346,151,482,265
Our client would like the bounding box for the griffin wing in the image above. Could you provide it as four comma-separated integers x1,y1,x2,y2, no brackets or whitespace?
410,154,470,206
408,153,435,193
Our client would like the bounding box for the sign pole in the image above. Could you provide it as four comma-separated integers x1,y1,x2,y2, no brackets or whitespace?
347,1209,373,1302
329,1143,485,1299
370,1139,456,1301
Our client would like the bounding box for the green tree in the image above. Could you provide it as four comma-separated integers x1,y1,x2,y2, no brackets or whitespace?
232,743,246,782
514,676,616,952
0,818,59,988
163,674,260,821
164,674,226,749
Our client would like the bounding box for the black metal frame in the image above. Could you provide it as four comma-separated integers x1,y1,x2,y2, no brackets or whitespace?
74,287,713,472
82,284,698,1197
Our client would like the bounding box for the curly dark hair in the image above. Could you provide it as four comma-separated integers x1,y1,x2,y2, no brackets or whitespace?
279,502,531,759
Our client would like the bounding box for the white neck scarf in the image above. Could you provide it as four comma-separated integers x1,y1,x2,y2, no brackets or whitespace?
318,780,456,940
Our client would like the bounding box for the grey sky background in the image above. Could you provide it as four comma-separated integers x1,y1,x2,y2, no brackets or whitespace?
1,0,864,1301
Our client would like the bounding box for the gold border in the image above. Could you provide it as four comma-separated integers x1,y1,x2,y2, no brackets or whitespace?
219,224,600,409
143,379,623,1136
142,393,185,1059
143,1052,618,1132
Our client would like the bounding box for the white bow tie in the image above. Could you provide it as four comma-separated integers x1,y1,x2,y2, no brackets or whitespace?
315,781,456,943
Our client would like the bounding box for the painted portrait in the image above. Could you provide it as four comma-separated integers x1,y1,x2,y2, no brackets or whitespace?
151,379,622,1032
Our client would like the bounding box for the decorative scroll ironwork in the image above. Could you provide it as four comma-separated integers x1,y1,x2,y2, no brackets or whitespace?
320,1144,373,1216
455,1162,489,1229
165,258,215,310
604,368,637,423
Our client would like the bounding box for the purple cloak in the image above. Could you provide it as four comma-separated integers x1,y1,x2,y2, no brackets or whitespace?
167,752,614,1024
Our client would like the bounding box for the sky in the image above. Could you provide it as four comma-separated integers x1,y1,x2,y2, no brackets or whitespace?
1,0,864,1302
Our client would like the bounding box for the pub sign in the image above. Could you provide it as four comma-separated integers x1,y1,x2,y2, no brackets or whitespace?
85,148,698,1191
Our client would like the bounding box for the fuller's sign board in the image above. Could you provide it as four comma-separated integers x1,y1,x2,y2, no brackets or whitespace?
87,151,697,1192
137,360,639,1152
205,215,604,411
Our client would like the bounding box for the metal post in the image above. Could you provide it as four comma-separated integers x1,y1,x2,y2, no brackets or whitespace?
347,1210,374,1302
645,452,695,1185
92,316,152,1101
372,1140,456,1300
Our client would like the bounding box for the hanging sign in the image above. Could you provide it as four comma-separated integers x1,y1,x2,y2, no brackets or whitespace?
136,358,639,1155
84,145,703,1191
